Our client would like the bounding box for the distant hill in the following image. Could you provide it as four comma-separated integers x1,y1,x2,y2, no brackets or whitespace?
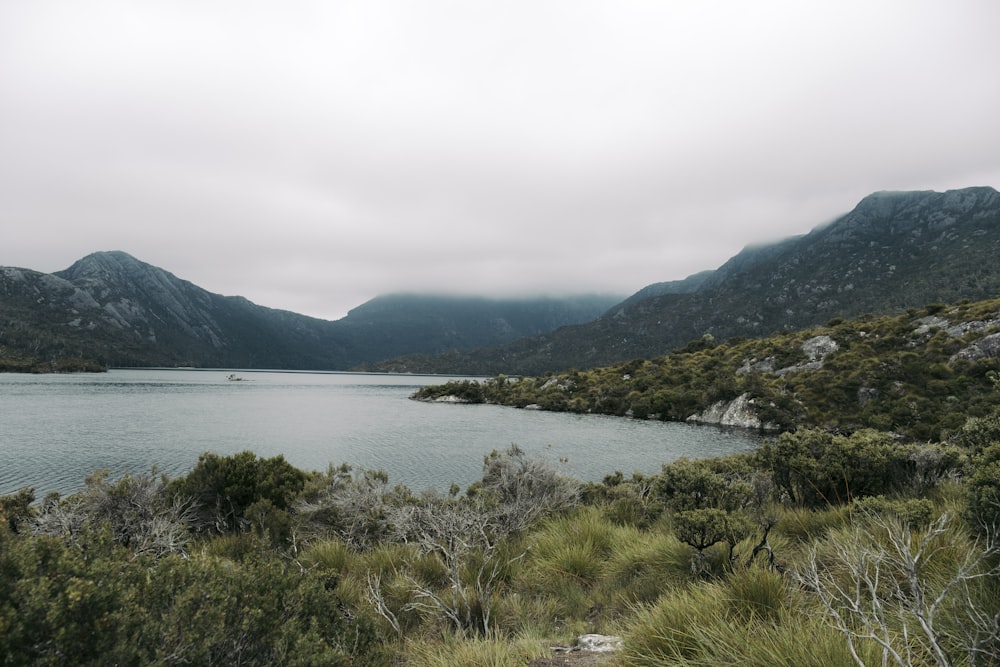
371,186,1000,374
0,251,620,370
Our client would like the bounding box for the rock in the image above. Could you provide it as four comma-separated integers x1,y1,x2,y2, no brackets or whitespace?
573,635,623,653
913,315,950,336
736,356,776,375
802,334,839,361
950,332,1000,364
687,393,779,430
774,335,838,376
432,395,471,403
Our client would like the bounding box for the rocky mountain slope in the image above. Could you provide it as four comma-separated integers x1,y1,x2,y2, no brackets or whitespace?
0,252,618,370
373,186,1000,374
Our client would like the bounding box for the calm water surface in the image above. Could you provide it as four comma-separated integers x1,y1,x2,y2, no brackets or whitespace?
0,369,761,496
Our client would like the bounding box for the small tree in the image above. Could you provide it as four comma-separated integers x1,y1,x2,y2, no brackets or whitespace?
656,457,758,574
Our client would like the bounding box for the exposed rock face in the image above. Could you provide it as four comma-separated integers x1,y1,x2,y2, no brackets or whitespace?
951,332,1000,363
686,393,779,430
802,335,838,361
695,335,840,429
775,335,840,376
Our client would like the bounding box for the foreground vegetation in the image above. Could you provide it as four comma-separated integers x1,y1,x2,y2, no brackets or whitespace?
2,424,998,665
2,299,999,665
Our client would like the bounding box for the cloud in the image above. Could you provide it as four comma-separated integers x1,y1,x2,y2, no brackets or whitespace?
2,0,999,319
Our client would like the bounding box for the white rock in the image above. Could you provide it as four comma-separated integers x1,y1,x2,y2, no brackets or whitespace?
574,634,623,653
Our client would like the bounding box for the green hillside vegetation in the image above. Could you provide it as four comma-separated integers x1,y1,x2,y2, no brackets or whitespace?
2,298,1000,665
415,298,1000,442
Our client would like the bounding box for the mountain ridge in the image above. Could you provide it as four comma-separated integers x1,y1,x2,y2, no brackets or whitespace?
0,253,619,370
3,186,998,373
369,186,1000,374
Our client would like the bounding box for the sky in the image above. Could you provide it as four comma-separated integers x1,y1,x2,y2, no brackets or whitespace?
3,1,1000,321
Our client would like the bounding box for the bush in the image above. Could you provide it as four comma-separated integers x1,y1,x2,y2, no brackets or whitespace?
0,487,35,533
32,470,192,557
167,451,306,535
966,443,1000,533
756,429,918,508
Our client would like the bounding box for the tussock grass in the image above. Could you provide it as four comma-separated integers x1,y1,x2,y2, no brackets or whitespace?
605,531,690,604
359,541,421,574
689,614,884,667
772,504,847,543
299,538,352,574
525,507,632,589
621,573,879,666
532,506,629,556
199,532,259,560
621,585,725,664
724,567,791,622
493,592,567,636
402,634,547,667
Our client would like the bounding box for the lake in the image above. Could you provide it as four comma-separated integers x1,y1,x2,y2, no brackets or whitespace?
0,369,762,497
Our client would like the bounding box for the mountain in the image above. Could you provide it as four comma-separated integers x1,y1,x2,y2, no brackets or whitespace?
0,251,620,370
371,186,1000,375
6,186,998,374
338,293,622,362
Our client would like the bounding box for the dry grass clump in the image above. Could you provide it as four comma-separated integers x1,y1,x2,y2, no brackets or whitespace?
403,633,548,667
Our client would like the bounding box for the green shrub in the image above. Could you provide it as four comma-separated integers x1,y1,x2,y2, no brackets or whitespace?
966,443,1000,533
756,429,916,507
851,495,936,525
0,487,35,533
168,451,306,535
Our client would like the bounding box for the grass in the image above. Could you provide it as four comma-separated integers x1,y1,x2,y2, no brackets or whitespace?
604,531,691,605
402,633,548,667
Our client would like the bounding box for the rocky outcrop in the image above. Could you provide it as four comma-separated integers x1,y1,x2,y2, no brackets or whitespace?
738,335,839,378
951,332,1000,363
686,393,779,431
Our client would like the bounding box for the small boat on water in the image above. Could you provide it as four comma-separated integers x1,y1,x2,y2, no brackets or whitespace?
226,373,247,382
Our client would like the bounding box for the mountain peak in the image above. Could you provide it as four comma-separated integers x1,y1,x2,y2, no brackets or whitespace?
849,186,999,221
57,250,149,281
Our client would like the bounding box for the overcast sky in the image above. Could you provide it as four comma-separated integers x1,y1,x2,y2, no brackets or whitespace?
3,1,999,321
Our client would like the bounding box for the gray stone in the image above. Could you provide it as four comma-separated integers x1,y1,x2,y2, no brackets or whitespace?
950,332,1000,363
686,393,779,430
573,634,623,653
